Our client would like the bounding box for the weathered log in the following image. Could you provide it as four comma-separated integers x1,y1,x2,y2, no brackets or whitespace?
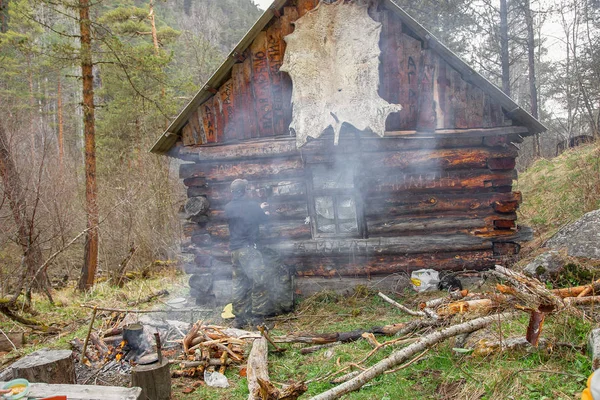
367,213,514,237
553,279,600,298
365,191,521,218
183,147,516,184
267,234,493,257
247,337,269,400
175,129,528,163
306,147,516,173
308,312,516,400
0,331,24,352
183,250,496,279
131,359,171,400
210,200,309,221
205,220,311,242
180,158,304,183
190,232,519,260
5,349,76,384
363,169,516,195
184,196,210,218
488,157,516,170
187,179,306,203
565,296,600,306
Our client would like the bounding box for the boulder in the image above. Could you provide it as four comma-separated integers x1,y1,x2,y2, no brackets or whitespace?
545,209,600,260
523,251,566,282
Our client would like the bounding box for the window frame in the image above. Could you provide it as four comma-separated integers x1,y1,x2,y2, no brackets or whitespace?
306,164,367,239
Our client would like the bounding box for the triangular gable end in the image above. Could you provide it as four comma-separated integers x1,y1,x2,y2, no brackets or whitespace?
150,0,546,155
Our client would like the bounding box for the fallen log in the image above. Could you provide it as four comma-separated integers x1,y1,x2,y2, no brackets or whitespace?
0,331,24,352
309,312,516,400
565,296,600,306
552,279,600,298
273,320,439,345
247,337,269,400
0,300,59,333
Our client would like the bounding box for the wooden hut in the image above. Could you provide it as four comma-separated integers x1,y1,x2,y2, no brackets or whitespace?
151,0,545,302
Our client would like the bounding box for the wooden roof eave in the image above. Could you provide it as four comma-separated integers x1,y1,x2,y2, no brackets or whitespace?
149,0,289,155
382,0,546,136
150,0,547,155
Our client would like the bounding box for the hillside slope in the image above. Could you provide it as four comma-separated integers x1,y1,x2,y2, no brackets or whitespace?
515,142,600,247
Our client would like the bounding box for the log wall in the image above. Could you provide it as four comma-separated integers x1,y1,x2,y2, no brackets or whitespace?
179,132,527,302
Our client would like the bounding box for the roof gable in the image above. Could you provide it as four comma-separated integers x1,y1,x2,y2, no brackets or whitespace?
150,0,545,154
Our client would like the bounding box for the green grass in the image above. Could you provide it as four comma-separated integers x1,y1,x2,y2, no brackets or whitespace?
0,281,594,399
170,289,593,399
515,142,600,245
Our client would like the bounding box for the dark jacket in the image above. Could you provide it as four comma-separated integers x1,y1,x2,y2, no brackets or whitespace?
224,197,269,250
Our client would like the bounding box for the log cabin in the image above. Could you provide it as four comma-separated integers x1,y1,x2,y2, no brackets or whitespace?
151,0,545,303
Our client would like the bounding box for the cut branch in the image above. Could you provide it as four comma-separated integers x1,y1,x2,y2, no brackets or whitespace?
309,312,516,400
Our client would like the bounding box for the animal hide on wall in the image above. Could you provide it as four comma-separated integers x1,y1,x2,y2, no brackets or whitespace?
280,1,402,147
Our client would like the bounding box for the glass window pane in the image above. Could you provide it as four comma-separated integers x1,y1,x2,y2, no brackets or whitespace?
315,196,336,233
337,196,357,233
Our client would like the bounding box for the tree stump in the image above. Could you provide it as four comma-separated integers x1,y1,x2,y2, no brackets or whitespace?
131,359,171,400
7,349,75,383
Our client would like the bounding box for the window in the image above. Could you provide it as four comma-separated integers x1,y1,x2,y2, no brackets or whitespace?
308,164,366,238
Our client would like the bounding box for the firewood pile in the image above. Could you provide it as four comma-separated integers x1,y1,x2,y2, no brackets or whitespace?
172,320,259,378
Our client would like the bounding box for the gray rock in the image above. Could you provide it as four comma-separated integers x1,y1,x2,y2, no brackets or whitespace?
523,251,566,281
546,209,600,259
589,328,600,370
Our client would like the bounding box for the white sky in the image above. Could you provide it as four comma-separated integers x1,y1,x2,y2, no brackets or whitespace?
254,0,274,10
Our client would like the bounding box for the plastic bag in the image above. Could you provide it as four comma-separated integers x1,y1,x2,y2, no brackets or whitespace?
204,370,229,388
410,269,440,292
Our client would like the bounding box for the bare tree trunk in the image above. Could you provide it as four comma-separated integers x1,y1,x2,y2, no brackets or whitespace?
77,0,99,291
149,0,159,55
523,0,540,157
57,74,64,169
500,0,510,96
0,123,48,303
